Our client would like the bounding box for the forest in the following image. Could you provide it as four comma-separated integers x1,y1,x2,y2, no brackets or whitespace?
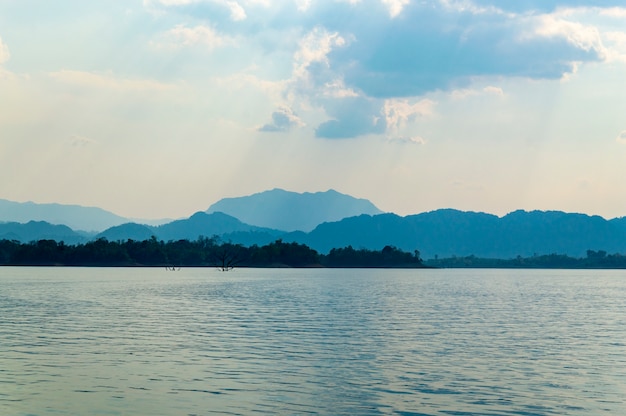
2,237,626,269
0,237,425,269
425,250,626,269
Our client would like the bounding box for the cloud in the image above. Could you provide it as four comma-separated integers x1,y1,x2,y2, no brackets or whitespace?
292,26,347,84
0,36,9,65
139,1,622,140
603,31,626,62
331,6,606,99
384,98,435,129
259,107,303,132
468,1,626,14
382,0,410,18
280,3,611,138
616,130,626,144
533,14,606,57
315,97,386,139
598,7,626,18
223,1,247,21
154,24,231,50
386,135,427,145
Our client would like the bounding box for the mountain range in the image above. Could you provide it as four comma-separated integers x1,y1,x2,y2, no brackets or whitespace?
2,189,626,259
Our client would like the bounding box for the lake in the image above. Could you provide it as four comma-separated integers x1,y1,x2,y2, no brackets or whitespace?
1,267,625,415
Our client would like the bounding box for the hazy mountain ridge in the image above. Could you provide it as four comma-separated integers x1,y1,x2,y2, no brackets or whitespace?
284,209,626,258
206,188,383,232
0,221,91,245
5,208,626,259
0,199,129,232
0,199,171,232
3,191,626,259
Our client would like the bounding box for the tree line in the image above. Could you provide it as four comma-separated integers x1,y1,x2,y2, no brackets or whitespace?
0,237,425,269
424,250,626,269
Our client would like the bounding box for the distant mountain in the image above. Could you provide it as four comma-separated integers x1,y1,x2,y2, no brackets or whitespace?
0,221,89,244
0,199,129,232
96,223,156,242
0,211,280,246
154,212,283,241
4,192,626,261
283,209,626,258
206,189,383,232
0,199,172,232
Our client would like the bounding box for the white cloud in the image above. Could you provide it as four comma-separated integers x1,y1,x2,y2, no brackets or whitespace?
224,1,247,21
382,99,435,144
382,0,410,18
154,24,231,50
482,86,505,96
439,0,506,16
617,130,626,144
598,7,626,18
0,36,9,65
49,70,176,92
293,27,346,82
384,98,436,129
322,79,359,98
533,14,607,57
603,31,626,62
295,0,312,12
259,106,304,132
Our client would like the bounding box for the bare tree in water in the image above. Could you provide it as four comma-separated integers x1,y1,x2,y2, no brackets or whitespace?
209,239,245,271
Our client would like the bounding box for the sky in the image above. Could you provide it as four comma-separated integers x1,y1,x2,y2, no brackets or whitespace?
1,0,626,220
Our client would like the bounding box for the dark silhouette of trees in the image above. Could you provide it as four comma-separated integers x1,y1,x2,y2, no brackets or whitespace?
5,236,626,269
0,237,427,269
246,240,320,267
426,251,626,269
324,245,422,268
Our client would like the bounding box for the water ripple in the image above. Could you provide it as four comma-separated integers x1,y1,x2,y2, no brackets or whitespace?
1,267,625,415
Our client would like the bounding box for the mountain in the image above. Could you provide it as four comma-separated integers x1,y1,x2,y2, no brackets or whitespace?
154,211,282,241
4,191,626,260
0,211,280,246
0,199,130,231
96,223,156,242
0,199,171,232
280,209,626,258
206,188,383,232
0,221,88,244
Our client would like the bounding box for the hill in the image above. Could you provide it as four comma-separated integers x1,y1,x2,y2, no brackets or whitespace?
206,188,383,232
283,209,626,258
0,199,129,231
154,212,282,241
0,221,88,245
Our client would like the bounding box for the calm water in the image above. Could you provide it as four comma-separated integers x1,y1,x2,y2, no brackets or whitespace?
1,267,625,415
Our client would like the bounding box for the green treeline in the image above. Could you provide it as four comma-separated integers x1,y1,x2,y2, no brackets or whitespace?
4,237,625,269
425,250,626,269
0,237,424,269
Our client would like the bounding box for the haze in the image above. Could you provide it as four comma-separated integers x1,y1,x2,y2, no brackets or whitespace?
1,1,625,220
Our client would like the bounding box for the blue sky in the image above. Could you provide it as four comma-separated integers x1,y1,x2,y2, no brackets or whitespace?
1,0,626,219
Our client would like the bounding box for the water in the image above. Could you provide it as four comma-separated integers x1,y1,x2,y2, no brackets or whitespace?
1,267,625,415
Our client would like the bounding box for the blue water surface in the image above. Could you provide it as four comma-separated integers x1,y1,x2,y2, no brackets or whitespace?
1,267,625,415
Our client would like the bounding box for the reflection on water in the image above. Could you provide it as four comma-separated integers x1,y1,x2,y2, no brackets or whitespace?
1,267,625,415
